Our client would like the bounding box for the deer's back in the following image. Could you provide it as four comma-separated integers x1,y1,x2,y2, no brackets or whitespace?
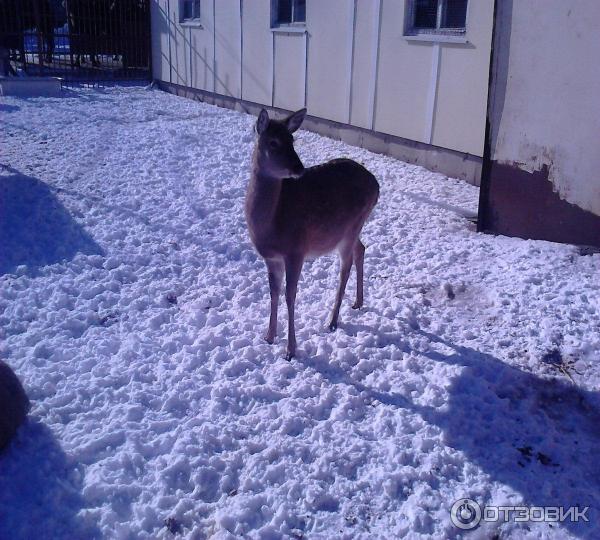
274,159,379,256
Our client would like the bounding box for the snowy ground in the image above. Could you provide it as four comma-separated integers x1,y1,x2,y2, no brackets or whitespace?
1,86,599,539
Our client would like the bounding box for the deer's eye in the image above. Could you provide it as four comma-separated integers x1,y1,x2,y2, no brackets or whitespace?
269,140,280,149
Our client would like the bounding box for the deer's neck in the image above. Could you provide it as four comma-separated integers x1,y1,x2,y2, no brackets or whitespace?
245,164,282,241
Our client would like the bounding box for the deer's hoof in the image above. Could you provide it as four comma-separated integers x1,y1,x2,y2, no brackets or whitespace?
285,351,295,361
264,335,275,345
328,322,338,332
352,301,363,310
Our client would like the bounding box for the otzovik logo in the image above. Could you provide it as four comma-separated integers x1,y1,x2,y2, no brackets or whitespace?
450,498,482,529
450,499,590,529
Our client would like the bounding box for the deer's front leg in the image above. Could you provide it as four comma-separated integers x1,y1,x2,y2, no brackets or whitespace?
265,258,284,344
284,254,304,360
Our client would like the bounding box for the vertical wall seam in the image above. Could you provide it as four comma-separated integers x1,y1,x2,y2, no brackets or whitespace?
369,0,382,131
167,0,172,83
303,31,308,108
271,32,275,107
212,0,216,93
188,27,192,87
240,0,243,100
425,43,441,144
347,0,357,124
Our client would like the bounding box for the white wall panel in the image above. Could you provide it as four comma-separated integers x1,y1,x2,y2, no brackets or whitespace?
306,0,352,123
490,0,600,215
273,33,305,111
350,0,378,129
432,0,494,156
189,1,215,92
374,0,432,143
151,0,171,82
214,0,242,98
241,0,272,105
168,0,189,86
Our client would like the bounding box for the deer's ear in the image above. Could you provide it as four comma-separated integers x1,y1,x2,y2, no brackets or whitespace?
285,108,307,133
256,109,269,134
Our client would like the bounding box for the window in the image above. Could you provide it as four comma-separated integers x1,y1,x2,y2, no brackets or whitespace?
406,0,468,36
272,0,306,27
181,0,200,22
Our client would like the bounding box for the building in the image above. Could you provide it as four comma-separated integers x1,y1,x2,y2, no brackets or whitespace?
479,0,600,248
151,0,492,185
150,0,600,248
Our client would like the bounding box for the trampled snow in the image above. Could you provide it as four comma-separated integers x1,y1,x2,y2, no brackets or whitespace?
0,87,599,539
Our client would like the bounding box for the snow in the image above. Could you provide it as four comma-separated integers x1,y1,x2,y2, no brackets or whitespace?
1,86,599,539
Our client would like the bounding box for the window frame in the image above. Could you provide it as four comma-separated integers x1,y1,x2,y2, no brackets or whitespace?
404,0,469,38
180,0,201,24
271,0,306,29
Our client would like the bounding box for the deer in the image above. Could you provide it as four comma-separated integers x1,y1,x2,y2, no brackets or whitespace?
245,108,380,360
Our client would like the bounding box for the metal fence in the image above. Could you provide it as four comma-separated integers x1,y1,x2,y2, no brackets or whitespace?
0,0,151,85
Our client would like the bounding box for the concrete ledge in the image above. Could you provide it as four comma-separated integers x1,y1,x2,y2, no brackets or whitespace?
0,77,62,97
155,80,482,186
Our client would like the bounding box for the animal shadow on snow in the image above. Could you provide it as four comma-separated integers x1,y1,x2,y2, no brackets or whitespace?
0,166,103,275
397,189,477,221
302,322,600,538
0,420,101,539
0,104,20,113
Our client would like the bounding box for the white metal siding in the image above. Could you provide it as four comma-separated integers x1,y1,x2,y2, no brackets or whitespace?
188,1,215,92
273,33,305,111
214,0,242,98
150,0,494,158
241,0,272,105
305,0,352,123
150,0,171,83
350,0,379,130
490,0,600,216
169,1,190,86
432,0,494,155
374,0,431,143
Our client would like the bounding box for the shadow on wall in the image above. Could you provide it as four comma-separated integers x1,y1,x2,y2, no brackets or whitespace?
160,0,269,100
487,0,513,153
169,22,239,99
0,166,103,275
0,420,101,538
301,319,600,537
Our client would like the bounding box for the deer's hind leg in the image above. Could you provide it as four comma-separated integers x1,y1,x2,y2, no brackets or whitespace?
265,258,284,344
352,239,365,309
328,242,355,331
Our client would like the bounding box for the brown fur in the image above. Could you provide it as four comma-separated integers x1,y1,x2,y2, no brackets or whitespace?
245,108,379,359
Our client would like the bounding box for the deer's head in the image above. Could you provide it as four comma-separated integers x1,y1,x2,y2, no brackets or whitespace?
254,108,306,179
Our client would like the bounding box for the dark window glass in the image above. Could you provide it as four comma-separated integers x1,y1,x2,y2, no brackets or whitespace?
294,0,306,23
183,0,192,20
183,0,200,20
414,0,438,29
277,0,292,24
442,0,467,28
